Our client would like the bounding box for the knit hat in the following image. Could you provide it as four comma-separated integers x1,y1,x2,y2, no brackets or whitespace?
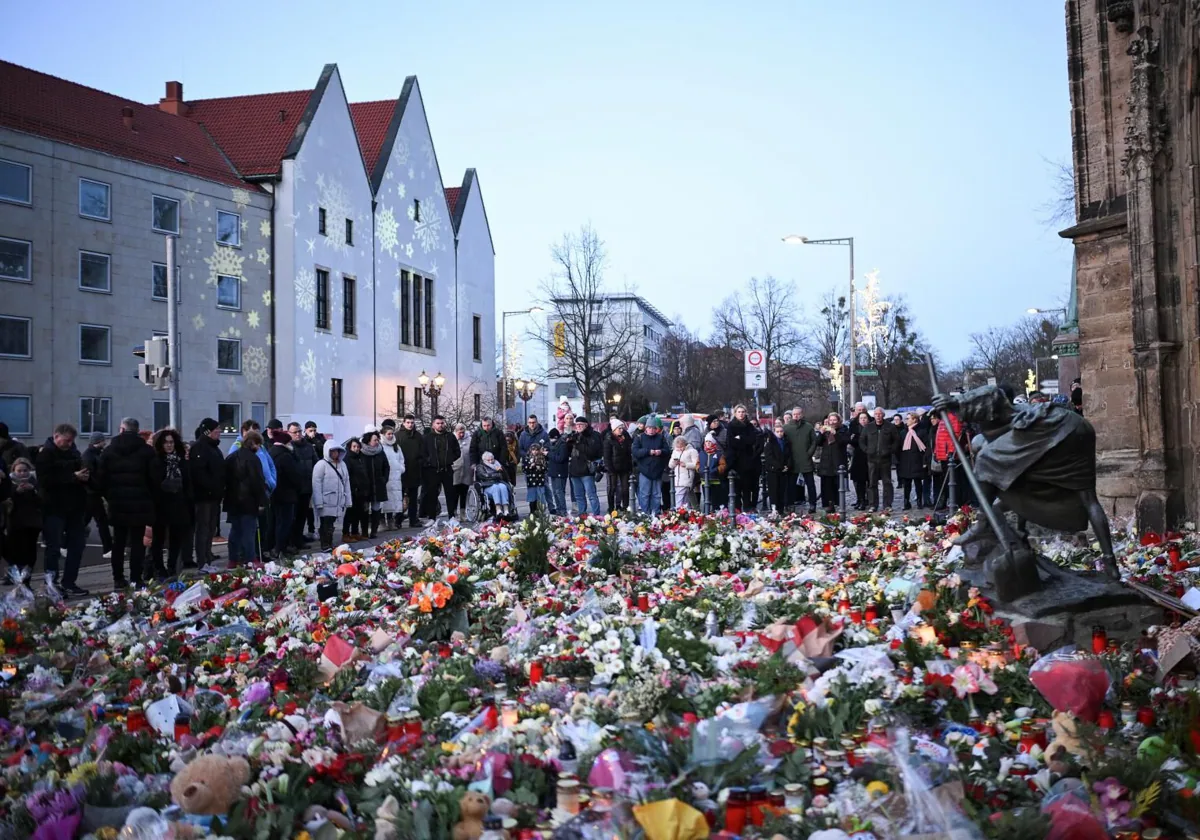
548,429,560,440
380,418,397,430
267,419,284,431
198,417,220,435
363,423,378,435
269,429,291,445
610,417,625,432
89,431,107,445
304,420,317,430
646,416,663,429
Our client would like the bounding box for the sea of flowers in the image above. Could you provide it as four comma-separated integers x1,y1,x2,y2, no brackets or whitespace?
0,508,1198,840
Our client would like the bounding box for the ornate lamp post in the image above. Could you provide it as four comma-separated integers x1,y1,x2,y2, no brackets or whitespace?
513,379,537,419
611,392,622,420
417,371,445,422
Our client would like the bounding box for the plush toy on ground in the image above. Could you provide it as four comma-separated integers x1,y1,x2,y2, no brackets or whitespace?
170,754,251,816
452,790,491,840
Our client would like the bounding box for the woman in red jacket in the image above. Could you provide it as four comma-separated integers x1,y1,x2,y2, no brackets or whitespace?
932,412,968,510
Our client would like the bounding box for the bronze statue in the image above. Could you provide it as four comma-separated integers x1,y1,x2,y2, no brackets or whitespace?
930,383,1119,600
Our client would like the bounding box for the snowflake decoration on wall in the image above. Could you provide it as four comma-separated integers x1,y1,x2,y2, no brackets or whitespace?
182,191,197,210
256,247,270,265
405,242,414,259
393,134,410,166
421,139,435,173
319,177,353,253
391,286,401,312
262,290,272,307
231,187,251,210
378,317,394,345
295,268,316,312
243,345,268,385
247,311,261,330
397,182,406,200
192,314,205,331
414,195,443,253
300,349,318,395
204,242,244,286
259,219,271,238
376,205,399,257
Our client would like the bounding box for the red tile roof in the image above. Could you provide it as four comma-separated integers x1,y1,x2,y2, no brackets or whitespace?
444,186,461,218
0,60,249,188
349,100,397,179
185,89,314,178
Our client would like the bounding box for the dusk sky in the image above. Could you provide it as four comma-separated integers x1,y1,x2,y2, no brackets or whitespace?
4,1,1074,365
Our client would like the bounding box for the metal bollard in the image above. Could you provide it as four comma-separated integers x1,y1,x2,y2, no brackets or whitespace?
947,453,958,509
628,472,638,514
669,470,676,511
838,463,848,517
729,473,738,513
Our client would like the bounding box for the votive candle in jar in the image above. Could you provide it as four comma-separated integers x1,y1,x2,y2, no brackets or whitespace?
723,788,749,834
782,783,805,811
556,778,580,815
501,700,519,728
1092,625,1107,655
529,660,544,686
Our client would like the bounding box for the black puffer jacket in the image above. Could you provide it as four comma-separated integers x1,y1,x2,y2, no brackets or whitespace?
470,426,508,466
423,430,461,473
98,431,156,525
603,431,633,474
269,443,306,505
291,438,317,496
762,434,793,474
815,425,852,478
726,418,760,475
396,427,425,487
344,448,371,504
567,429,602,478
81,444,106,501
223,446,268,516
35,437,88,517
358,443,390,502
188,435,226,502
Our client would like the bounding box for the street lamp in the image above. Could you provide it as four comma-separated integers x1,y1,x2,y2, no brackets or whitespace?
784,234,857,403
1027,307,1067,316
513,379,537,419
417,371,446,421
611,392,622,420
501,307,545,411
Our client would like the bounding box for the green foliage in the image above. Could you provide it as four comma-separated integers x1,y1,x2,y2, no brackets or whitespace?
655,626,713,677
513,513,553,583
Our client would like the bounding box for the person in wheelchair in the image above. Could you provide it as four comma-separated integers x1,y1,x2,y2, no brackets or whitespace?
475,451,515,520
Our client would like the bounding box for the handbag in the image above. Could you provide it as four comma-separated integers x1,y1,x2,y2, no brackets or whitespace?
161,475,183,493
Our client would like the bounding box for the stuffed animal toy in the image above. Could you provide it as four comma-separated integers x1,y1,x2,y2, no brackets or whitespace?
452,790,490,840
170,754,251,816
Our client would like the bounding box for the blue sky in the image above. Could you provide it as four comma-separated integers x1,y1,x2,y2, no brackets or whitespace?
4,1,1073,363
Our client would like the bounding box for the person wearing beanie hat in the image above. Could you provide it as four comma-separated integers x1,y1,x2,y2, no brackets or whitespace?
266,427,304,559
267,419,284,431
189,417,226,570
304,420,318,430
380,418,397,431
603,418,633,512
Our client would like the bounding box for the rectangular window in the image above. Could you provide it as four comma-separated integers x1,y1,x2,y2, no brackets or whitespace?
0,395,31,436
424,276,434,350
472,315,482,361
152,195,180,234
400,270,410,345
79,397,111,435
216,210,241,246
0,315,31,359
396,385,406,415
79,178,110,220
414,389,424,422
342,275,355,335
345,218,353,245
79,323,111,364
216,274,240,309
330,378,343,416
318,207,326,235
473,393,482,421
0,237,31,282
412,273,423,348
251,402,268,430
0,160,32,205
152,400,170,432
217,337,242,373
79,250,111,293
413,198,421,222
217,402,241,436
151,263,182,302
315,268,330,330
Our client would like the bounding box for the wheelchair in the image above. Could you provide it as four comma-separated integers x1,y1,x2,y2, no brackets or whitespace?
463,477,518,525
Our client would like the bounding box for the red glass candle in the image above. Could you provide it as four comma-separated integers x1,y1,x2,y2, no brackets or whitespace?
1169,546,1182,564
529,660,544,686
273,679,288,693
404,712,423,738
173,715,190,742
1092,626,1107,655
126,709,148,733
1137,706,1157,727
837,598,850,614
637,594,650,612
386,715,405,742
849,608,863,625
1096,709,1116,731
483,700,499,731
724,788,748,834
864,605,878,623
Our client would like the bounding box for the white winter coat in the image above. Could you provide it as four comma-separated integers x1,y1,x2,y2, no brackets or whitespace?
380,436,406,512
312,455,352,517
668,444,700,487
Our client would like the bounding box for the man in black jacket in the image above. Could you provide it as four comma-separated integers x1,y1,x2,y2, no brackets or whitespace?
81,432,112,560
420,415,461,519
396,414,425,526
35,423,91,597
860,407,900,511
470,416,508,466
189,418,226,570
287,422,316,549
224,430,268,566
302,421,324,535
98,417,157,588
268,429,304,558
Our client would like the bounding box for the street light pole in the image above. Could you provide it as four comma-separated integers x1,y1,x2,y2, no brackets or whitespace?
783,234,857,404
165,235,180,430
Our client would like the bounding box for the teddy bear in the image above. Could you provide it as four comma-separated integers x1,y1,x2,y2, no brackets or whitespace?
170,754,251,816
452,790,490,840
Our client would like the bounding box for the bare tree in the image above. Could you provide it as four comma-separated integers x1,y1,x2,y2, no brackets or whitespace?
967,315,1062,391
378,377,501,430
532,225,643,420
1038,157,1076,229
711,276,806,406
657,327,745,413
863,295,930,408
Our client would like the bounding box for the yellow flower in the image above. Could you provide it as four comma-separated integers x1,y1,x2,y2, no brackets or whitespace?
67,761,98,785
866,781,890,798
295,832,312,840
441,742,461,753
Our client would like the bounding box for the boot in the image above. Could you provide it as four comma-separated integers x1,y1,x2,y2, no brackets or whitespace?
369,511,380,539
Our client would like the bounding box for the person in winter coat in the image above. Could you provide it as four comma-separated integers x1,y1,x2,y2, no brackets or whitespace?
267,429,305,557
631,417,671,515
933,410,969,511
896,412,931,510
287,422,317,548
522,442,549,514
378,420,406,530
189,419,225,570
475,451,513,518
667,437,700,510
358,428,391,538
342,438,370,542
603,419,633,512
518,416,550,460
762,420,794,513
396,415,425,527
859,407,900,511
848,412,870,510
450,424,472,518
503,431,520,486
311,442,351,550
547,429,569,515
698,432,728,511
725,405,760,512
420,415,462,520
35,423,91,597
783,407,818,513
914,410,935,507
223,431,268,565
6,458,41,577
97,418,156,589
80,432,113,560
566,417,602,516
815,413,852,512
148,428,192,578
470,417,508,467
301,421,325,536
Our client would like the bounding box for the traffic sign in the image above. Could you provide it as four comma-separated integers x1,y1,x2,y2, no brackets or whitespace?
854,369,878,377
744,349,766,373
745,370,766,390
